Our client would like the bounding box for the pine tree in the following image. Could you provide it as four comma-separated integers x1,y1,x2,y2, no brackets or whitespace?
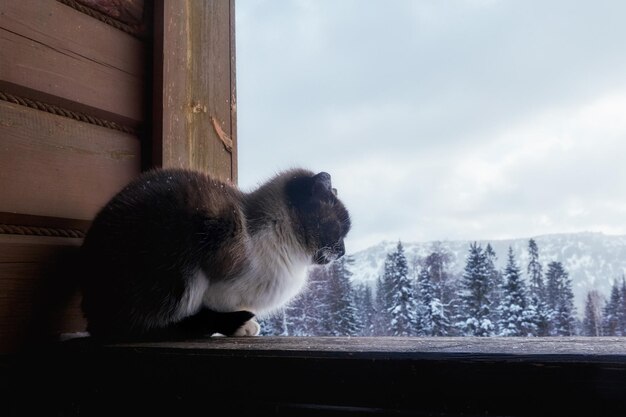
582,290,604,336
485,244,503,335
374,266,393,336
384,241,418,336
285,290,312,336
421,243,454,336
326,256,360,336
526,239,550,336
619,276,626,336
456,243,494,336
545,261,577,336
527,239,544,299
259,309,288,336
416,265,449,336
498,247,533,336
603,279,622,336
354,283,375,336
415,267,432,336
280,266,332,336
306,266,334,336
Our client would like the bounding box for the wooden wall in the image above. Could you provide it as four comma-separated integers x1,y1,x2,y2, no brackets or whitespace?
0,0,236,353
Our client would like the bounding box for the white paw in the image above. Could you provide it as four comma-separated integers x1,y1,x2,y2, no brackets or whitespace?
232,318,260,336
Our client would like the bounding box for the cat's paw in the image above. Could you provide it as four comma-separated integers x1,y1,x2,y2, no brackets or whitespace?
232,318,260,336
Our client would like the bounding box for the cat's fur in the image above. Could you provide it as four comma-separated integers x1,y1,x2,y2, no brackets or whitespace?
80,168,351,341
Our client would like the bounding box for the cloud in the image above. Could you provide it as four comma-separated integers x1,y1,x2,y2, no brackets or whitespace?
236,0,626,252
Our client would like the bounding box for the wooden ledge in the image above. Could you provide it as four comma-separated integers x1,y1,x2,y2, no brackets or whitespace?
110,336,626,360
4,337,626,417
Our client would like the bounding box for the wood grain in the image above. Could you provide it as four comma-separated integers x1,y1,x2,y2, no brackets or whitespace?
114,336,626,357
0,213,90,233
0,235,85,354
75,0,145,25
152,0,236,183
0,100,140,221
0,0,145,126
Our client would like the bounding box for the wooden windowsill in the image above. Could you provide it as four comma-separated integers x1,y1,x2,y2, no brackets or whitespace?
4,337,626,417
111,335,626,358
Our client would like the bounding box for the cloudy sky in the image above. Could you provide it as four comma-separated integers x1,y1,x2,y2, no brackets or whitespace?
235,0,626,253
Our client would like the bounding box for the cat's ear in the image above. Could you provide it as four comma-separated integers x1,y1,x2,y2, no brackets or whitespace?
312,172,332,199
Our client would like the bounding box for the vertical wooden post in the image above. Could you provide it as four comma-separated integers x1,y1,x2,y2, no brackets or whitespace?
152,0,237,184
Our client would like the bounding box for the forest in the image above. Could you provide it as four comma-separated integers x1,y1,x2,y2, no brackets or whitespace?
261,239,626,337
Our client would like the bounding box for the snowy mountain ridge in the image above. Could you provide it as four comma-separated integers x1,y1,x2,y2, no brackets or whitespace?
347,232,626,315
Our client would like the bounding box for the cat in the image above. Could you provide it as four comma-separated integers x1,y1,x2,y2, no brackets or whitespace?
80,168,351,341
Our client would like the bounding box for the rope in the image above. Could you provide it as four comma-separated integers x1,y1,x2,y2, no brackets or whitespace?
56,0,144,38
0,91,139,135
0,224,86,238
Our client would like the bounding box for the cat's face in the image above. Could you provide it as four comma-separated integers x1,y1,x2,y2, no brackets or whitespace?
286,172,351,265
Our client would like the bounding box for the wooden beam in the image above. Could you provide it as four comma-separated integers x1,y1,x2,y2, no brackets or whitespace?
0,0,145,126
113,335,626,357
0,235,85,354
0,100,140,221
5,337,626,416
74,0,145,26
152,0,237,183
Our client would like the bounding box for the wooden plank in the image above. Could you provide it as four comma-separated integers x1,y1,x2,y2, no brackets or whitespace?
5,336,626,416
229,0,238,184
114,336,626,358
0,213,90,233
0,100,140,221
152,0,236,183
0,235,85,354
0,0,145,126
75,0,145,25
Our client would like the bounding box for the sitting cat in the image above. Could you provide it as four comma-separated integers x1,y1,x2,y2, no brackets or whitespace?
80,168,351,341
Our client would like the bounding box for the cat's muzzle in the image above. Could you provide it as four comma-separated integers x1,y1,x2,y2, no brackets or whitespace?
313,242,345,265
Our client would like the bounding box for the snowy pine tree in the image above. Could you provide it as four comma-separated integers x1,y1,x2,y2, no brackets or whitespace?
527,239,544,299
259,309,288,336
416,265,449,336
619,276,626,336
374,266,393,336
456,243,494,336
545,261,577,336
416,267,433,336
498,247,534,337
326,256,360,336
526,239,550,336
582,290,604,336
384,241,418,336
354,283,375,336
285,290,312,336
421,243,454,336
485,244,503,335
278,266,332,336
602,279,622,336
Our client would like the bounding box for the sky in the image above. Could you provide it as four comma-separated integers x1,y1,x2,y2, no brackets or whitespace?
235,0,626,253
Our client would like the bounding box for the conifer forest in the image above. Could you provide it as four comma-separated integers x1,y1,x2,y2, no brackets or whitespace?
261,239,626,337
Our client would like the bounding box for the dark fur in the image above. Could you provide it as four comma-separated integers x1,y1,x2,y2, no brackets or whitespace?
80,168,350,341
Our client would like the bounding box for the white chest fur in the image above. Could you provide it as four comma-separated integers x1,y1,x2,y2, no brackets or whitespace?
201,228,310,316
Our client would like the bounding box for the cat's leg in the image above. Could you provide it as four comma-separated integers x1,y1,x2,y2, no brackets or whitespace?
170,308,255,338
231,317,260,336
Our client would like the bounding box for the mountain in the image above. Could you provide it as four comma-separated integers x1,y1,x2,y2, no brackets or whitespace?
347,232,626,316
